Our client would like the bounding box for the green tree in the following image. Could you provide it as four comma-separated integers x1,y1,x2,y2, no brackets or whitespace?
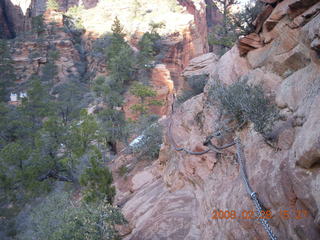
80,147,115,203
209,0,239,55
108,44,136,86
138,31,161,67
130,82,162,115
233,0,263,36
52,80,90,125
98,108,128,147
20,77,52,136
106,17,136,86
66,110,99,160
0,142,28,170
106,17,126,60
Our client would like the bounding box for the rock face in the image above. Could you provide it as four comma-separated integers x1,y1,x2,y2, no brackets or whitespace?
113,1,320,239
0,0,100,38
10,10,83,85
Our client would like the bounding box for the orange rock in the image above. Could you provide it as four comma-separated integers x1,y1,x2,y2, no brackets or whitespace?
237,33,264,56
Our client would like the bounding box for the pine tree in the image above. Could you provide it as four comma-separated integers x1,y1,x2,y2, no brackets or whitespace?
80,147,115,203
130,83,162,115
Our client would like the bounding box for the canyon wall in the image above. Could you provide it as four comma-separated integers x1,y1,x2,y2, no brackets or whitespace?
112,1,320,239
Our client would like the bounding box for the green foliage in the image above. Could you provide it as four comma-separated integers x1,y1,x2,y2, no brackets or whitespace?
131,82,157,102
21,77,53,130
130,82,162,115
233,0,263,36
209,80,279,135
106,18,136,86
19,193,126,240
98,108,129,146
130,123,163,161
138,31,161,67
208,23,237,55
208,0,239,55
0,39,15,101
47,0,59,11
106,17,126,59
118,165,129,177
80,147,115,203
40,50,59,81
131,83,162,114
0,142,28,170
52,80,91,124
31,15,45,34
177,74,208,103
108,45,136,85
93,76,124,108
149,21,166,33
66,110,99,159
41,62,58,81
48,49,60,61
65,5,85,30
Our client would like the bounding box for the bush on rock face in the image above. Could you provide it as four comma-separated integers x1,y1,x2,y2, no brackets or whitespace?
209,80,279,136
130,123,163,161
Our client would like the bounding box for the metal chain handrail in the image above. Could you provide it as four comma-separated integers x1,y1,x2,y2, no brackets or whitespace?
235,137,278,240
167,98,277,239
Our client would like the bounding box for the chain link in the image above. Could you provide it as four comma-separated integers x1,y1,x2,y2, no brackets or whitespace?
235,138,278,240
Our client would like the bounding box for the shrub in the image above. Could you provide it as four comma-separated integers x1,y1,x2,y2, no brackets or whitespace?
130,123,163,161
18,192,126,240
209,80,279,136
118,165,129,177
177,74,208,103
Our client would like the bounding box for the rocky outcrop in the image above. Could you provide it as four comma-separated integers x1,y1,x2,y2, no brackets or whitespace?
238,33,264,56
113,1,320,239
0,0,32,38
10,10,83,84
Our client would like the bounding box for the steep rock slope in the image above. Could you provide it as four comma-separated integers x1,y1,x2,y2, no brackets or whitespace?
112,1,320,239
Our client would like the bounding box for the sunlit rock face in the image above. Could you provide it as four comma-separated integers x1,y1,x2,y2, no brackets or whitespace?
10,10,83,85
112,1,320,239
